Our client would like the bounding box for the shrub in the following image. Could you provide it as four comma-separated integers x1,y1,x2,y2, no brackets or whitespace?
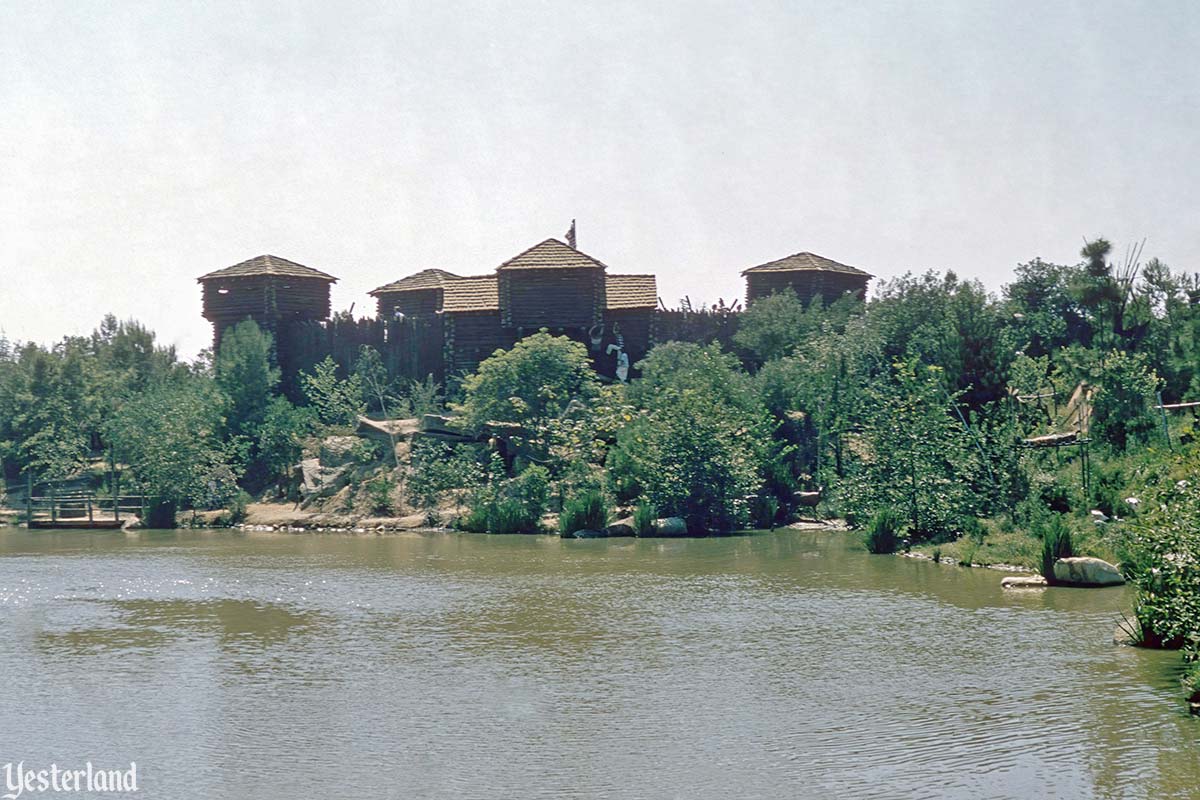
749,494,780,529
366,474,396,515
407,440,484,511
559,488,609,535
632,500,656,537
227,490,252,524
1038,514,1074,581
864,507,905,554
408,374,444,419
460,464,550,534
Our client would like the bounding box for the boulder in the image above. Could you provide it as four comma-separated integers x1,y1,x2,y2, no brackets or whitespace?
653,517,688,537
319,436,360,467
121,515,144,531
605,521,636,538
1001,575,1048,589
1053,557,1125,586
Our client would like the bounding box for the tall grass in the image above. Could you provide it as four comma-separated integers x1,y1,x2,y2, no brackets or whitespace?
632,501,656,537
1038,514,1074,581
559,489,609,535
864,507,905,554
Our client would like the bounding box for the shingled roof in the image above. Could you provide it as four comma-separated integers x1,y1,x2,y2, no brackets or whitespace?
496,238,609,271
605,274,657,309
369,268,461,296
741,252,871,278
442,276,500,313
198,254,338,282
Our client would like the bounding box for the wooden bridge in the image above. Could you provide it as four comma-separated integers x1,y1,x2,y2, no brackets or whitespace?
25,490,146,529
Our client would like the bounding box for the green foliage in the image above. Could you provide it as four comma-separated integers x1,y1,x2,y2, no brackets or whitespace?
461,332,599,430
301,356,365,427
407,374,444,418
407,440,484,511
1118,471,1200,650
366,474,396,515
613,344,772,532
1037,514,1075,581
1090,350,1159,451
864,507,905,554
227,489,252,524
632,500,656,537
732,291,848,364
838,359,983,541
460,459,550,534
559,488,609,535
256,397,317,487
749,493,780,529
104,378,241,516
214,320,279,437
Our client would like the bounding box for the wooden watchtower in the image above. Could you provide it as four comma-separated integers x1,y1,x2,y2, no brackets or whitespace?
742,252,871,306
198,254,338,351
369,268,460,320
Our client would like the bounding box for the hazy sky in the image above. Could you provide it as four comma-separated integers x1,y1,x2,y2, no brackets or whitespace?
3,1,1198,358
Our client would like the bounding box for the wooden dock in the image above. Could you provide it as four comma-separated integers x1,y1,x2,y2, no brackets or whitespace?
24,490,145,530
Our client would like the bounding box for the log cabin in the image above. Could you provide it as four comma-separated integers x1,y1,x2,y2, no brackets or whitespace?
742,251,871,306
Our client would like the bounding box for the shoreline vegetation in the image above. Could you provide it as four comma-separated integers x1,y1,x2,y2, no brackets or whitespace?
2,237,1199,708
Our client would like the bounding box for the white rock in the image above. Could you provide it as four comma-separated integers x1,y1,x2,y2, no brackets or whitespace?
1053,557,1125,586
1001,575,1048,589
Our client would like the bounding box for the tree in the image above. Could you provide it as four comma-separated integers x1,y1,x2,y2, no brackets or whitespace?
215,320,280,437
838,359,983,539
301,356,364,427
611,342,773,532
256,397,317,491
461,332,599,430
104,378,240,525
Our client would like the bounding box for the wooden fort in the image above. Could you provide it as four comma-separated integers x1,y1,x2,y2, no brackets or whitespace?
742,251,871,306
198,254,338,350
202,241,873,386
370,238,658,379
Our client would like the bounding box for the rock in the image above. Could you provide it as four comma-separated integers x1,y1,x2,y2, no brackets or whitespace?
420,414,461,435
1001,575,1048,589
1053,556,1125,586
605,521,636,538
653,517,688,537
569,529,606,539
121,515,143,531
1090,509,1110,524
319,436,360,467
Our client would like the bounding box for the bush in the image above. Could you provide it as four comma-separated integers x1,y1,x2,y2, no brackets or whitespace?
460,464,550,534
227,489,252,524
366,474,396,515
1038,514,1074,581
559,488,609,535
632,500,656,537
749,494,780,529
407,440,484,511
864,507,905,554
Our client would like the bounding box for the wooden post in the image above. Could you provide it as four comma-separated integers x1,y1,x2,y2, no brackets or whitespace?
1158,392,1172,450
114,468,121,523
25,472,32,525
87,495,93,524
50,483,56,523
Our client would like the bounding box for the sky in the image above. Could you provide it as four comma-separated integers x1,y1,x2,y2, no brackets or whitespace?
3,0,1199,359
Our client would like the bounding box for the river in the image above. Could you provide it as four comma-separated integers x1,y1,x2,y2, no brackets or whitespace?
0,527,1195,799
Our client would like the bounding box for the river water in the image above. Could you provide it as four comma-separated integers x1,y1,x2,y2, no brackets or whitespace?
0,527,1195,799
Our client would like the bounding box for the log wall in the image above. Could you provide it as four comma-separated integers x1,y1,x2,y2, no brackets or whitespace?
745,272,868,305
499,269,604,329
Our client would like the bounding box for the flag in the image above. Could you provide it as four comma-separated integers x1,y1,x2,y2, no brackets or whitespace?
565,219,576,249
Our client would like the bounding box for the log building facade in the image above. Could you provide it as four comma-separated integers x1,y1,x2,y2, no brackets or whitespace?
200,241,872,386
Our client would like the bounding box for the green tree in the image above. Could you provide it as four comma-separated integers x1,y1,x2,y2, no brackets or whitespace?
461,331,599,430
301,356,364,427
104,378,240,525
839,359,983,539
612,343,773,532
256,397,317,490
215,320,280,437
